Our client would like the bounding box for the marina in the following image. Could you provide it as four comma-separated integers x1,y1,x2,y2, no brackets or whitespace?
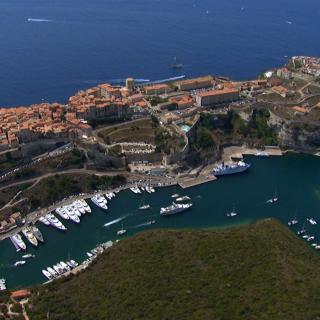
1,153,320,290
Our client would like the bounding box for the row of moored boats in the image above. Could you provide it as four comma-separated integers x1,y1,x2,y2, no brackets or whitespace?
10,225,44,251
42,260,79,280
288,217,320,249
130,185,155,194
42,241,114,281
0,278,6,291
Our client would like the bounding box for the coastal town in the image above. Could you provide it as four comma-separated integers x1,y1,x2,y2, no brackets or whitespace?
0,56,320,311
1,56,320,233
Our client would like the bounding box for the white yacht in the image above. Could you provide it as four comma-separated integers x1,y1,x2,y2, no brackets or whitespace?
79,199,91,213
130,186,141,194
171,193,179,198
307,218,317,225
22,253,35,259
70,204,81,217
105,193,112,200
42,269,53,280
0,278,6,291
91,194,108,210
14,260,26,267
74,200,86,214
145,220,156,225
145,186,152,194
65,206,81,223
55,207,70,220
150,186,155,193
46,214,67,231
47,267,58,277
86,252,93,258
38,216,50,226
53,265,63,274
227,211,238,218
266,191,278,204
117,224,127,236
70,259,79,267
31,225,44,243
176,196,191,202
10,234,27,251
58,261,69,272
139,204,151,210
288,218,299,226
22,227,38,247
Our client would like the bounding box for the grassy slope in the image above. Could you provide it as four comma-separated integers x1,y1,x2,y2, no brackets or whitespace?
28,219,320,320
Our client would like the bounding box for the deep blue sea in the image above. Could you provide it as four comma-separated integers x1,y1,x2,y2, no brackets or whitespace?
0,0,319,107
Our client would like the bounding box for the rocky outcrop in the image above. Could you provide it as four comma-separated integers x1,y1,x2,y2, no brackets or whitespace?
269,109,320,151
278,123,320,151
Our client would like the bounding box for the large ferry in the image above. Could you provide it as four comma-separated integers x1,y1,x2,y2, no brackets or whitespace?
212,161,251,176
160,202,192,216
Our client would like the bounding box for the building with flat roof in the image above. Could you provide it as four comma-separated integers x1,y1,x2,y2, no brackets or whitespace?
176,76,213,91
143,84,172,95
195,88,239,106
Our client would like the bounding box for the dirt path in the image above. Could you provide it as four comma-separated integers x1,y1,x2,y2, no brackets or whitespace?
0,169,128,192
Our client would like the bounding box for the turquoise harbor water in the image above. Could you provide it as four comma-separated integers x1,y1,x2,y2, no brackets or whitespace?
1,153,320,289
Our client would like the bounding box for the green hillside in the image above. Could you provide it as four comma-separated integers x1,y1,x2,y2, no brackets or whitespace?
27,219,320,320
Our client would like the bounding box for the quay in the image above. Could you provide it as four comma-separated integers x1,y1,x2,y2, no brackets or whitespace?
222,146,283,162
178,164,217,189
179,146,283,189
0,175,177,241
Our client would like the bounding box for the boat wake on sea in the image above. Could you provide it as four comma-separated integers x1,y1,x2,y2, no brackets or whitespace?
104,216,127,227
107,78,151,85
27,18,53,23
150,75,186,84
128,220,157,229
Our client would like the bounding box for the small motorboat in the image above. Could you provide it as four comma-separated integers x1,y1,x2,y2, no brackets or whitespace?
139,204,151,210
117,223,127,236
307,218,317,225
288,218,298,226
14,261,26,267
22,254,35,259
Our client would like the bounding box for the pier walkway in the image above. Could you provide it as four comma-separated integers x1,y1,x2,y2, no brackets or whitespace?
222,146,283,162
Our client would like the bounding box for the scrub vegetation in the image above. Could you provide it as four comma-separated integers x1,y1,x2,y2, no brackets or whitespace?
27,219,320,320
